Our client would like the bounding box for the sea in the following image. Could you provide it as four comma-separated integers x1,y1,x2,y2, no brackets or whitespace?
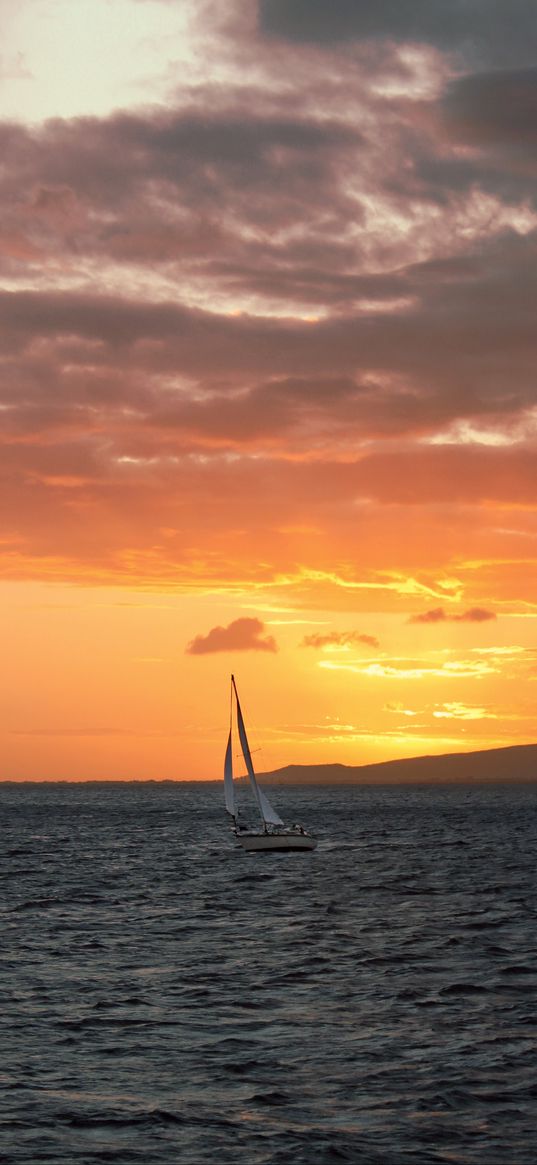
1,780,536,1165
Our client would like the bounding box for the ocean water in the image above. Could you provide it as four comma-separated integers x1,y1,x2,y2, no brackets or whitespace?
1,780,536,1165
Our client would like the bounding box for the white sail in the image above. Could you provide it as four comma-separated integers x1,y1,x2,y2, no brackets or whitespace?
233,678,284,827
257,784,284,828
224,675,316,851
224,730,235,818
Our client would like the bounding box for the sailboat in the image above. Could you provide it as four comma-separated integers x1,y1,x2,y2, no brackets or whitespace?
224,675,317,852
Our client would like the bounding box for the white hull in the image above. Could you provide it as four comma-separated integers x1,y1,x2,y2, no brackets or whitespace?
235,831,317,852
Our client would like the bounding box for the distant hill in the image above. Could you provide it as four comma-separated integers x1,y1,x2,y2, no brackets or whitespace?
260,743,537,786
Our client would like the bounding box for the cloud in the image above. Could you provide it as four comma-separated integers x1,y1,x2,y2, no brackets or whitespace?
3,268,537,454
408,607,497,624
319,656,499,679
408,608,448,624
384,702,417,717
0,103,360,288
442,66,537,150
1,0,536,615
258,1,537,66
432,702,497,720
186,616,278,654
455,608,498,623
301,630,379,649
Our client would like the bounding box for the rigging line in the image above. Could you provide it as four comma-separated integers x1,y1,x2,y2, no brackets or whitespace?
231,674,262,758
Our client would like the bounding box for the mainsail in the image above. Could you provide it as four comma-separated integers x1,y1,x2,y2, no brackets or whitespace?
223,730,235,818
231,675,284,827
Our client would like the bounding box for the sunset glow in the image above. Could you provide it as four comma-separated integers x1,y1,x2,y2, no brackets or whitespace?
1,1,536,779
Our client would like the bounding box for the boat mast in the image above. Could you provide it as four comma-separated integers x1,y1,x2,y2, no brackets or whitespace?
231,674,266,828
223,675,236,823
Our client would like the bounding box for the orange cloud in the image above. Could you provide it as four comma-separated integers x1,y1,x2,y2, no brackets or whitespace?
432,702,497,720
409,607,496,624
320,656,499,679
186,616,278,655
301,630,379,649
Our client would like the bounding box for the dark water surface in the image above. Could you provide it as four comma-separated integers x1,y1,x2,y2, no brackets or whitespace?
1,781,536,1164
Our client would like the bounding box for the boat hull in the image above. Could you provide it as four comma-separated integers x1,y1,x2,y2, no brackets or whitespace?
235,831,317,852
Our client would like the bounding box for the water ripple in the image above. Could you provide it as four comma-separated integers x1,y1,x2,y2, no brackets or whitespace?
1,780,536,1163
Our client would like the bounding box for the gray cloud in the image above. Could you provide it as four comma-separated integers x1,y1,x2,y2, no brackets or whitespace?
0,104,360,282
1,64,536,321
258,1,537,66
442,66,537,153
3,226,537,448
408,608,497,625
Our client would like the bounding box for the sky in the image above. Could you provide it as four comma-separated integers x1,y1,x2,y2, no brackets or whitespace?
1,0,536,780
